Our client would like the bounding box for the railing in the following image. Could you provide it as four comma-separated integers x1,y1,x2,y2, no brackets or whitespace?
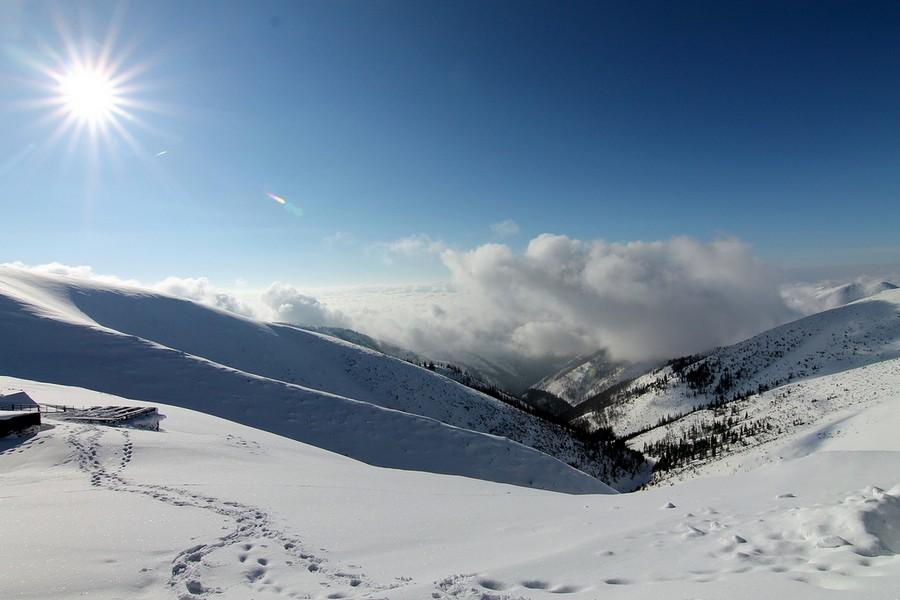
1,402,159,430
0,403,79,413
38,403,78,413
0,404,41,412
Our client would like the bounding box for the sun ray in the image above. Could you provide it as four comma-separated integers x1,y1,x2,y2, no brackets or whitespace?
18,5,162,160
5,6,188,204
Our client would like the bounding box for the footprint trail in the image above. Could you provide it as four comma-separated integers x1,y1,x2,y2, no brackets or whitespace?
64,424,399,599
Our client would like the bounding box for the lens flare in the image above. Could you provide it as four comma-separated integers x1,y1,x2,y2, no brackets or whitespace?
265,192,303,218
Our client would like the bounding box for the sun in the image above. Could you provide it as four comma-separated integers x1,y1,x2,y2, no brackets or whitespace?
57,67,120,124
22,14,156,154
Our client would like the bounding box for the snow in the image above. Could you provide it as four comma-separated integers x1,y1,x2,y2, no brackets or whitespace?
0,265,626,492
2,375,900,599
3,267,900,599
532,350,653,408
574,287,900,438
629,355,900,485
783,279,899,314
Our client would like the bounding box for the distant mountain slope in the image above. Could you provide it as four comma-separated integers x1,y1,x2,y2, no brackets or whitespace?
562,288,900,487
304,325,424,362
629,356,900,485
572,288,900,438
783,279,898,314
305,326,538,415
824,280,898,306
0,266,635,491
531,349,656,408
541,279,898,414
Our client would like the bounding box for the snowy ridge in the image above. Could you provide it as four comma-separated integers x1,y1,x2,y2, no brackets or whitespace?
783,279,898,314
572,288,900,438
0,266,625,493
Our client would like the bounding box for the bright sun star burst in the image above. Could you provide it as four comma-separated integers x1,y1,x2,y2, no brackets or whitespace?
57,67,119,124
25,15,157,155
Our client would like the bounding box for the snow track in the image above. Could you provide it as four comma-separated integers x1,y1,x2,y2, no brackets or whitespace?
61,423,611,600
63,424,395,600
4,377,900,600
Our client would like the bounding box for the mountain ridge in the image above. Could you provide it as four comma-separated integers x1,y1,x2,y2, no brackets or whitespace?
0,266,640,492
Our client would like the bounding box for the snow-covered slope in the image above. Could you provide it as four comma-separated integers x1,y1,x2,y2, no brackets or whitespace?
3,375,900,600
824,280,898,307
783,279,898,314
0,266,633,492
630,356,900,485
532,350,655,408
537,279,897,413
573,287,900,438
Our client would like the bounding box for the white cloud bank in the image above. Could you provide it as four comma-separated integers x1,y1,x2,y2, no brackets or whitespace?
260,282,350,328
3,235,809,387
155,276,256,317
319,236,795,372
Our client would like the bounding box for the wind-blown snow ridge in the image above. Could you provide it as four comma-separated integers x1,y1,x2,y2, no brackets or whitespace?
0,266,621,493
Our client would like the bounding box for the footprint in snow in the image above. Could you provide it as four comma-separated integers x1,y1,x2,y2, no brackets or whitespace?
478,578,507,591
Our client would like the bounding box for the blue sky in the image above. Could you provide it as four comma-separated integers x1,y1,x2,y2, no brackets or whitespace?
1,0,899,286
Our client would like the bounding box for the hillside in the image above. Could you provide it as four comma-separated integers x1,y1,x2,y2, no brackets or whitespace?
532,350,656,409
630,356,900,485
783,279,898,314
564,288,900,487
0,266,641,491
541,279,897,416
3,374,899,600
572,288,900,437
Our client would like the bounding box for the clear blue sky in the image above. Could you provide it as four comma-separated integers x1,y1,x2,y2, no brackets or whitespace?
1,0,899,285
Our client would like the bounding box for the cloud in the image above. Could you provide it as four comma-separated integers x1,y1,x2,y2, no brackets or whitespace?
316,235,797,388
260,282,350,328
2,261,142,287
437,234,794,363
370,234,447,265
385,234,446,256
3,235,803,390
490,219,520,237
155,276,255,317
1,262,347,329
